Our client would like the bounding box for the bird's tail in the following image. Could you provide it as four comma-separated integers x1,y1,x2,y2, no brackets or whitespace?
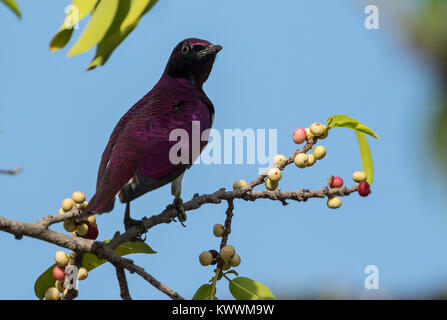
84,188,116,216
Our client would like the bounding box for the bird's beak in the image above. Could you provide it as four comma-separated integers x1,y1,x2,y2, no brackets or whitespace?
197,44,223,59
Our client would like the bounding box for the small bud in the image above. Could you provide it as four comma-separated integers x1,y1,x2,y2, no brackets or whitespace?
219,245,236,262
330,176,344,188
213,224,225,237
358,181,371,197
306,154,316,167
54,251,69,267
79,201,89,209
52,265,65,281
199,251,213,266
72,191,86,204
292,128,307,144
319,130,329,140
273,154,287,165
310,123,325,137
327,196,342,209
294,153,308,168
305,128,313,140
313,145,326,160
86,215,96,225
265,178,278,191
45,287,60,300
58,208,65,215
233,179,248,190
352,171,367,182
76,223,89,236
64,220,76,233
229,253,241,267
222,263,231,271
267,167,282,181
77,267,88,280
55,280,64,293
61,198,74,212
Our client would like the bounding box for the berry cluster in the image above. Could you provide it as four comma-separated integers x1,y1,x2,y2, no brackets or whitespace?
60,191,98,240
198,224,241,271
327,171,371,209
44,250,89,300
44,191,97,300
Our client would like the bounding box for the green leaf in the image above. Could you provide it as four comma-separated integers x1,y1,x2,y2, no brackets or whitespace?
228,277,276,300
34,264,57,301
1,0,21,18
50,0,99,52
34,241,156,299
356,131,374,184
326,114,380,140
87,0,158,70
192,284,218,300
67,0,120,57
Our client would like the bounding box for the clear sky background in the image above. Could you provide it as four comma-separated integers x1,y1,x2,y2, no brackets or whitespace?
1,0,447,299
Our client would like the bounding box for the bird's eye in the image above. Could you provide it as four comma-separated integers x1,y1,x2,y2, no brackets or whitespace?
181,44,190,55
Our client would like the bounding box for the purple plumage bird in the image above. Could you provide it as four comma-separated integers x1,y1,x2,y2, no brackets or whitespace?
83,38,222,234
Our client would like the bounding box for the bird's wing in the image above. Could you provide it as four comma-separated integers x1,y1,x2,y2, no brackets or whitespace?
118,98,212,203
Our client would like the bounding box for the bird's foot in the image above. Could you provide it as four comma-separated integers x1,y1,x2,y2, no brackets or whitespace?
124,217,147,242
124,202,147,242
170,197,186,227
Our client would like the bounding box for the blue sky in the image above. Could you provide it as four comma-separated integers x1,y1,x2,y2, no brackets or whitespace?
1,0,447,299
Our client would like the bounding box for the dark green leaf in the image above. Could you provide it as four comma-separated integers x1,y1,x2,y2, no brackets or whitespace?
228,277,275,300
34,241,156,299
67,0,120,57
326,114,379,140
50,0,99,52
1,0,21,18
192,284,217,300
356,131,374,184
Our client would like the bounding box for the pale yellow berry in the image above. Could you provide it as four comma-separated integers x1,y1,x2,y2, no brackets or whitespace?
45,287,60,300
77,267,88,280
86,215,96,225
219,245,236,262
54,251,69,266
199,251,213,266
265,178,278,191
267,167,282,181
352,171,367,182
55,280,64,292
310,123,325,137
76,223,89,236
307,154,316,166
213,224,225,237
233,179,248,190
327,196,342,209
294,153,308,168
63,220,76,232
313,146,326,160
229,254,241,267
61,198,74,212
58,208,64,215
273,154,287,165
72,191,86,204
79,201,89,209
305,128,313,140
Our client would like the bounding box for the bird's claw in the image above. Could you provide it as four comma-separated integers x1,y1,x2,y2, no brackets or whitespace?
172,197,186,227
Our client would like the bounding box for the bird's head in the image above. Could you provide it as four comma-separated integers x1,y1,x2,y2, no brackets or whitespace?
165,38,222,88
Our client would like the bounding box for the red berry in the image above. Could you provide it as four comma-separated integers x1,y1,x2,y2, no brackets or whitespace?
358,181,371,197
330,176,343,188
292,128,307,144
84,224,99,240
52,265,65,281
